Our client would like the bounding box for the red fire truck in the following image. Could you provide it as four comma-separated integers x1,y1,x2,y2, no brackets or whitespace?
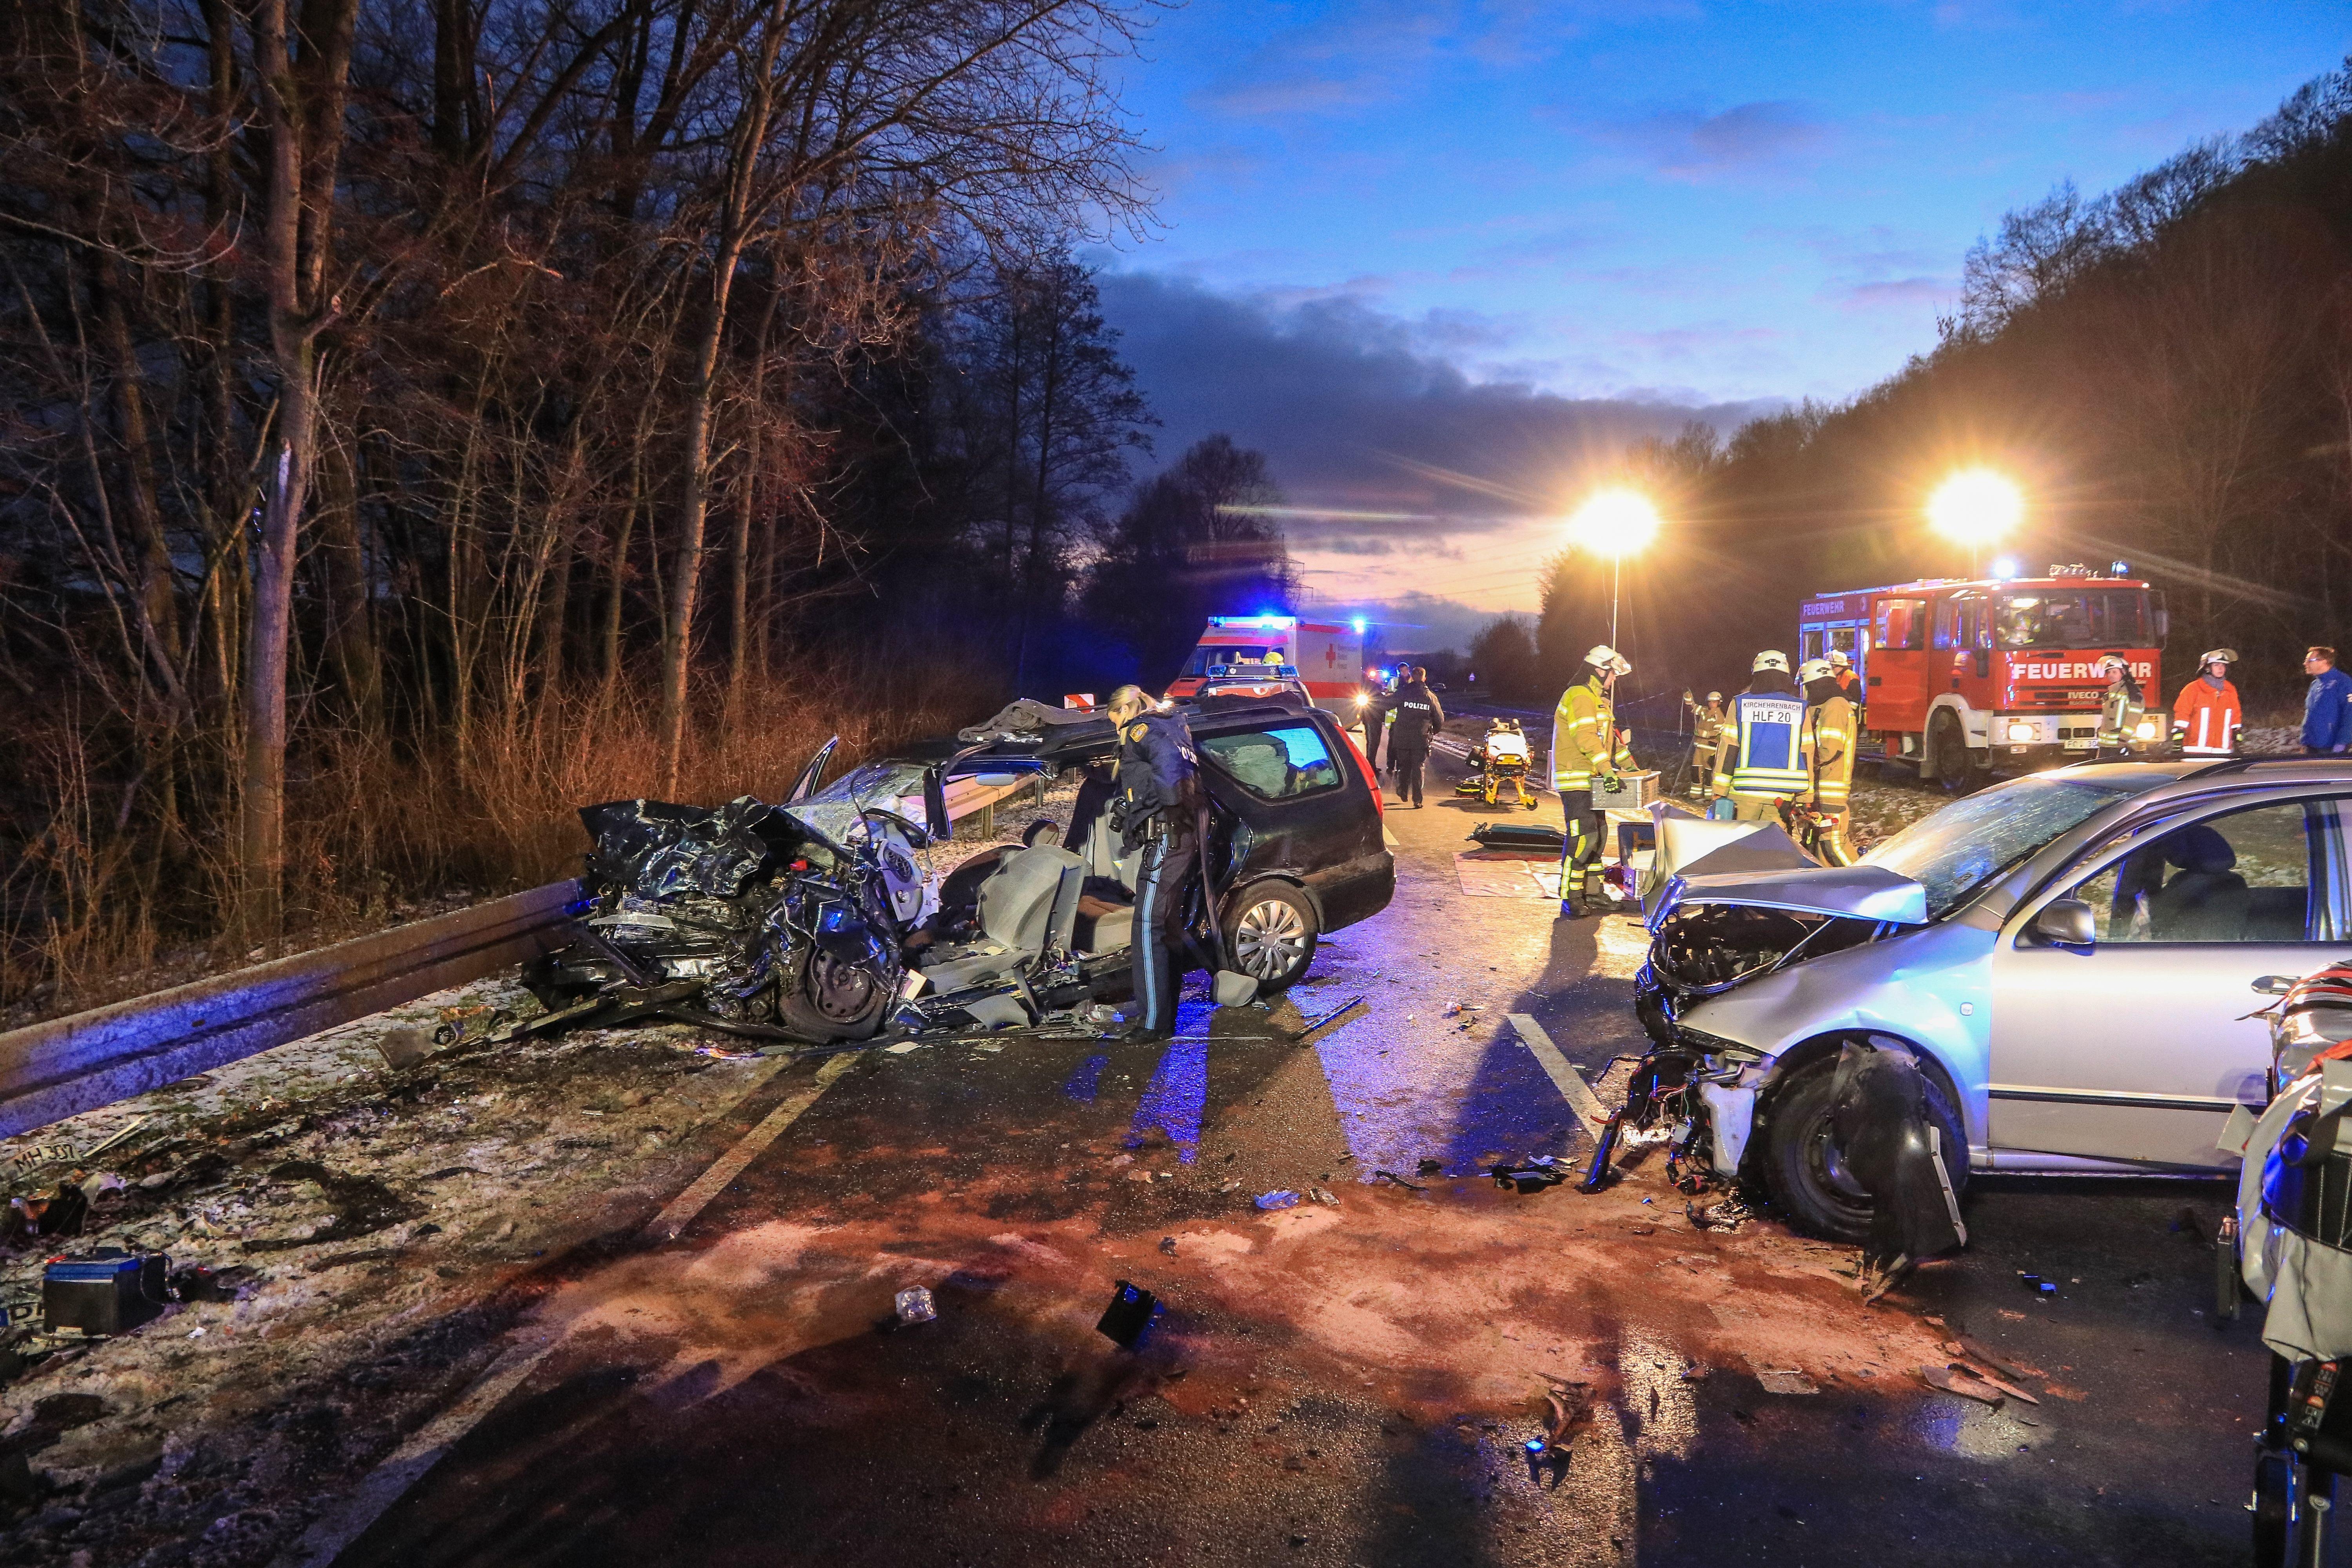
1798,566,2167,786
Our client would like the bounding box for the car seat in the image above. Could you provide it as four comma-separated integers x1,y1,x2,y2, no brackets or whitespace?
2148,824,2250,940
914,845,1086,991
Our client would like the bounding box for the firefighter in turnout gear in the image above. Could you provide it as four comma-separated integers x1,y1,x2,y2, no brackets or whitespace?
1713,652,1809,822
1684,690,1726,800
2172,648,2243,758
2092,653,2147,758
1553,646,1636,919
1797,658,1857,867
1105,684,1204,1040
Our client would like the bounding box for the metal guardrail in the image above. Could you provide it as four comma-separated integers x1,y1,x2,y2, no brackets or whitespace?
0,882,583,1142
0,771,1067,1142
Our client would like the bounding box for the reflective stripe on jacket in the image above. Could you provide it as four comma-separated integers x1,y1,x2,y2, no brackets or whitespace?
1714,693,1809,798
2096,686,2145,748
1803,695,1857,811
1551,679,1633,789
2173,678,2242,756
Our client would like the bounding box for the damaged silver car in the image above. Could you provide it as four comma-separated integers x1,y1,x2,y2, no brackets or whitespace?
1635,758,2352,1241
517,695,1394,1045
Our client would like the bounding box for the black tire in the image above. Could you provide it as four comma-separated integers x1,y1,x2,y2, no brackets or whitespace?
776,948,896,1043
1929,710,1969,793
1761,1051,1968,1244
1223,881,1319,994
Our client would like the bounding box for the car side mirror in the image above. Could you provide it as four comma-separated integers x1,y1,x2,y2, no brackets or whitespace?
2032,898,2096,947
2252,974,2299,997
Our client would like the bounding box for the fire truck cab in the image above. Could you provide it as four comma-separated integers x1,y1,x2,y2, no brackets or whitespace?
1166,616,1370,715
1799,566,2166,787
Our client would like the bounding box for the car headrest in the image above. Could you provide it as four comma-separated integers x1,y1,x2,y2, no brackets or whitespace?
2165,824,2238,875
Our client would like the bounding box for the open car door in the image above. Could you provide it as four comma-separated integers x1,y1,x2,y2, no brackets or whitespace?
785,735,842,804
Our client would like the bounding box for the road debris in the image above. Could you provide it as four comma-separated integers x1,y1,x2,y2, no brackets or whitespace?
1920,1363,2005,1404
1372,1170,1428,1191
1159,1236,1177,1256
1308,1187,1339,1206
1292,997,1368,1047
893,1286,937,1325
1686,1197,1751,1232
374,1027,434,1070
1753,1367,1820,1395
1490,1156,1568,1193
1096,1280,1161,1348
1416,1157,1445,1176
1255,1190,1301,1210
42,1250,167,1335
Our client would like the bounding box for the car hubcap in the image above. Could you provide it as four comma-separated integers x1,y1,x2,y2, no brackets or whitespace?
1234,900,1308,979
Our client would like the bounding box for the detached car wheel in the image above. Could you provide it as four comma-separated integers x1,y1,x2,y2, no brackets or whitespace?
1225,883,1319,994
1762,1054,1967,1244
777,949,895,1042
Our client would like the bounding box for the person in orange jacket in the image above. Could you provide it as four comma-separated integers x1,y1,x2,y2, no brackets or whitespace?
2173,648,2243,758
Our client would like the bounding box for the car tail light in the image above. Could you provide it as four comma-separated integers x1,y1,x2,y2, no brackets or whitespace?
1339,727,1383,818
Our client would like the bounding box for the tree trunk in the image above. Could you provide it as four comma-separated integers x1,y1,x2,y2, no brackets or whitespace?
242,0,356,934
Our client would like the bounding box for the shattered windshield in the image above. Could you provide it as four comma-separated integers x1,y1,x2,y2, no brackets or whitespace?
781,760,930,849
1862,774,2151,918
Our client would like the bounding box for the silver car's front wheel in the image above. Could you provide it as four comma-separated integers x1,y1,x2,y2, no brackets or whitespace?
1227,884,1319,993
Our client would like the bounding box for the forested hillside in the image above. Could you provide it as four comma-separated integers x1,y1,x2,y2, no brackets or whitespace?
1519,61,2352,714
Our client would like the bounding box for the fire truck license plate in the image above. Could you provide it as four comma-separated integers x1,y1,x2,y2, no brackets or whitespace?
2064,735,2097,750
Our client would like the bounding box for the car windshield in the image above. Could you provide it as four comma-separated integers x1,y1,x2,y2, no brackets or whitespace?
781,760,931,849
1862,774,2153,917
1995,590,2151,650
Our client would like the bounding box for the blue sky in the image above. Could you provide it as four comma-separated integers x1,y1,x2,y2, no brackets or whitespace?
1090,1,2348,644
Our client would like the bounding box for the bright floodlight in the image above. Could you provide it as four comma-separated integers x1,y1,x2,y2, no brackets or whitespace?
1566,489,1661,557
1927,469,2023,546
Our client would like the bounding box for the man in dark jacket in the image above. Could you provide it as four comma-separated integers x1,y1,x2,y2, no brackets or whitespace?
2304,647,2352,756
1375,667,1446,807
1105,684,1204,1039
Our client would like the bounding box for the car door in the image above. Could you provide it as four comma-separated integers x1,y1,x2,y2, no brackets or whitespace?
1987,793,2352,1168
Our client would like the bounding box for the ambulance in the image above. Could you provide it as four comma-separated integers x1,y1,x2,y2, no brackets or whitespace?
1797,565,2166,787
1166,615,1372,715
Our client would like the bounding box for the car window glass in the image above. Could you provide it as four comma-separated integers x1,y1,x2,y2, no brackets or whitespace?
1864,773,2149,918
1878,599,1924,651
2071,800,2321,943
1200,724,1342,799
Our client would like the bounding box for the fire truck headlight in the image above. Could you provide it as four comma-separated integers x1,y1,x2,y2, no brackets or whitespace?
2005,720,2037,743
1353,693,1369,709
2134,719,2159,741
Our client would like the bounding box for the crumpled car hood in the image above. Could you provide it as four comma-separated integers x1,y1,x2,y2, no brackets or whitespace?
1651,862,1929,930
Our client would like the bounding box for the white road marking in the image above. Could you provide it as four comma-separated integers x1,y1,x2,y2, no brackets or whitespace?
272,1329,559,1568
639,1051,858,1243
1506,1013,1609,1136
271,1051,857,1566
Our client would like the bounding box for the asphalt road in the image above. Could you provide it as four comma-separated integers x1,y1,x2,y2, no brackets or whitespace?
328,746,2271,1568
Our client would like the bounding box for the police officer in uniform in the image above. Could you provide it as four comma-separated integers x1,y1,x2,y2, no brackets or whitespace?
1105,684,1204,1040
1374,665,1446,807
